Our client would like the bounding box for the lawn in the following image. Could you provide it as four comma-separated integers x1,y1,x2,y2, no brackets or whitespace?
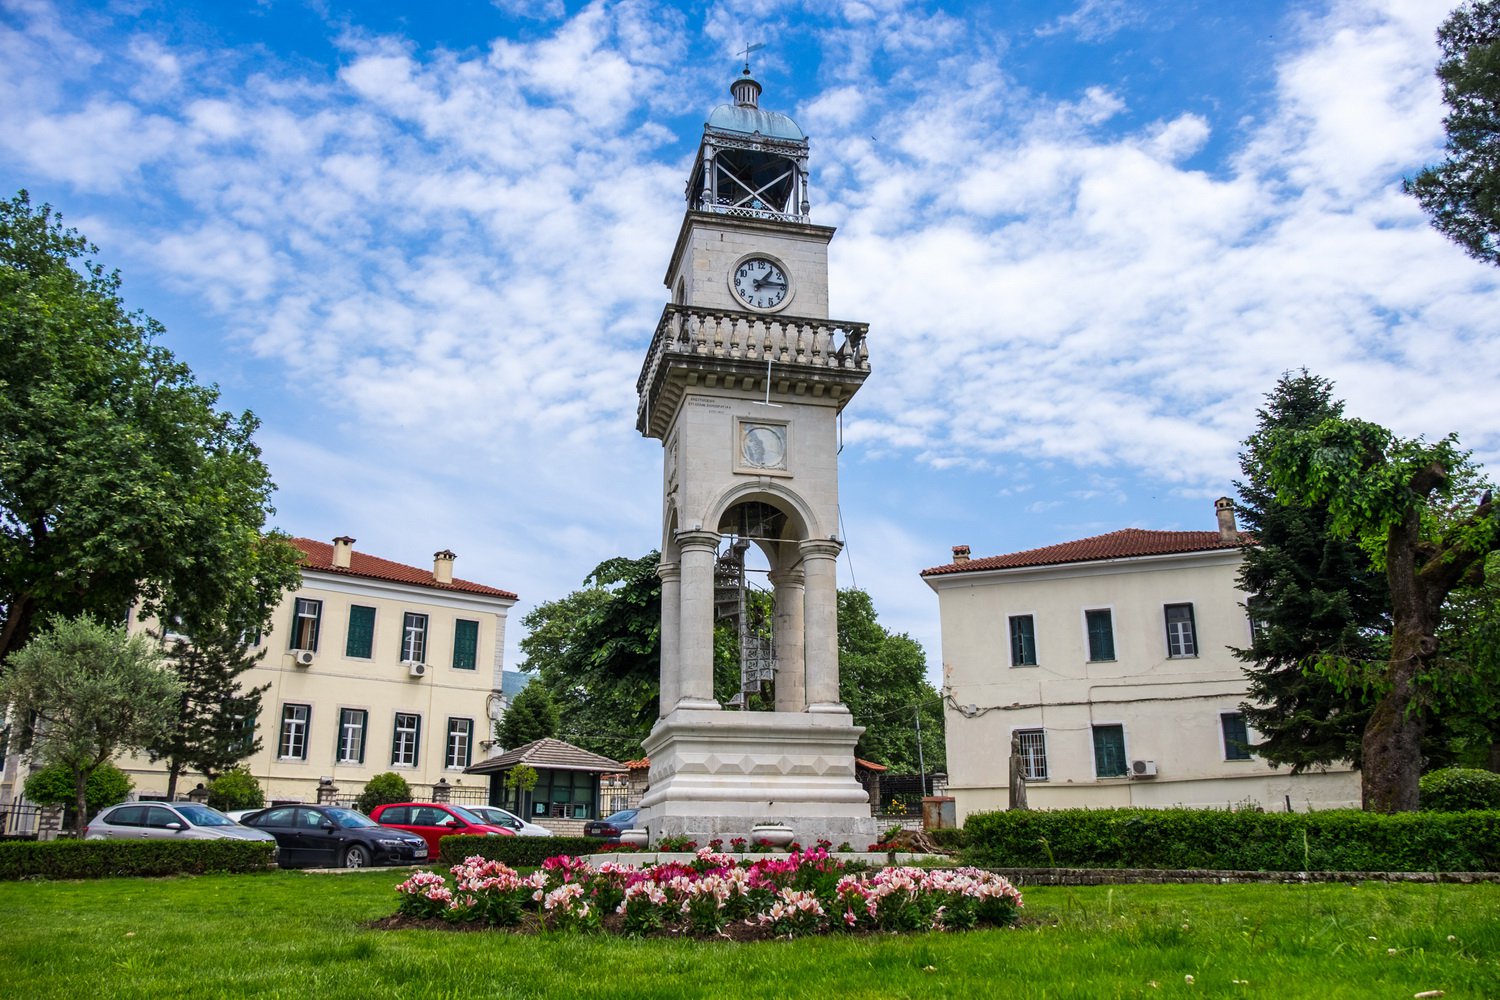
2,869,1497,998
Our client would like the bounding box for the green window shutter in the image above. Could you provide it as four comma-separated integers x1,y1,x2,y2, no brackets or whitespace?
346,605,375,658
1009,615,1037,666
452,619,479,670
1092,724,1126,777
1086,609,1115,661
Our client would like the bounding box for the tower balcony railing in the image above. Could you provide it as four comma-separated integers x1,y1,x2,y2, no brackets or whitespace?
636,304,870,403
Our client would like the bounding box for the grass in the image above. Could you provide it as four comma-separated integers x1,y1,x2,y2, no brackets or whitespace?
2,870,1498,998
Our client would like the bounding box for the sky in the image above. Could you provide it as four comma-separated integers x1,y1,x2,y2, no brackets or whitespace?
3,0,1497,684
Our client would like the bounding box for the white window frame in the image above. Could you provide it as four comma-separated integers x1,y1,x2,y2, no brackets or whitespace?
1165,602,1198,658
1013,728,1048,781
278,704,310,761
401,613,429,663
290,598,322,652
392,712,421,768
445,718,473,770
337,708,367,765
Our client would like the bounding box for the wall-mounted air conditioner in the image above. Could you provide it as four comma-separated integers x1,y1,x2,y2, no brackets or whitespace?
293,650,315,667
406,661,428,678
1130,759,1158,778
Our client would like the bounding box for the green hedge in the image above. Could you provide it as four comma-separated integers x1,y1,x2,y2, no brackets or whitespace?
962,808,1500,872
437,835,612,867
1420,769,1500,812
928,827,968,850
0,839,277,880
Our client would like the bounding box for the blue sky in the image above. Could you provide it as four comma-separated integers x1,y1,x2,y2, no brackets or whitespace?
3,0,1497,682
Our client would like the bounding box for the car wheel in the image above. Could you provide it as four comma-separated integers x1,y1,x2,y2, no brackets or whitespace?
342,844,370,869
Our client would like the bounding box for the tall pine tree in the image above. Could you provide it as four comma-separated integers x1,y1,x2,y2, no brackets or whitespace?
1233,371,1386,769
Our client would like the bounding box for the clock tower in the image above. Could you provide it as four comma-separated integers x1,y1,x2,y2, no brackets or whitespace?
634,65,876,845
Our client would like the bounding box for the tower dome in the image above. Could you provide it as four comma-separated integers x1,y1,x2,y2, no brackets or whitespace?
687,69,811,221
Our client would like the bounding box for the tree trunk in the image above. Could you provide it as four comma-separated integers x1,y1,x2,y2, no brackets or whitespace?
73,768,90,838
1359,648,1426,812
165,762,181,802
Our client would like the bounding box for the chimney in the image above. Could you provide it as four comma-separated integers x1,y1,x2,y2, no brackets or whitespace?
952,545,971,564
331,535,355,569
1215,498,1238,541
433,549,456,585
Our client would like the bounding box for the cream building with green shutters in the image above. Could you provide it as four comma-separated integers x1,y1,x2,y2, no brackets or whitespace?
120,536,517,804
923,500,1359,821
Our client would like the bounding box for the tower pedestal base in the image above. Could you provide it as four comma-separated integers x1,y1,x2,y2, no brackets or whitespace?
635,708,879,847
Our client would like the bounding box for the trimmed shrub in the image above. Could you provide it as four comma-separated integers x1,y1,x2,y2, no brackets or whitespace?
962,808,1500,872
206,768,265,812
355,772,412,815
1420,768,1500,812
437,834,614,868
928,827,967,850
0,839,276,880
23,762,133,815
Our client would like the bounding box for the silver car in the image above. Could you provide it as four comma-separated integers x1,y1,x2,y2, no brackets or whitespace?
85,801,279,850
466,805,553,837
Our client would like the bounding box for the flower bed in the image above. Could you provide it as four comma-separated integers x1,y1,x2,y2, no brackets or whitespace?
391,847,1022,938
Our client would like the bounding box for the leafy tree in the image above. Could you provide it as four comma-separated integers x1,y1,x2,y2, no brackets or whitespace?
519,553,661,758
1232,372,1384,770
1406,1,1500,266
0,615,181,834
1426,552,1500,769
837,590,945,773
23,760,132,817
206,767,265,812
355,771,412,815
496,682,560,749
0,190,302,665
505,763,540,816
1266,414,1499,811
147,623,271,800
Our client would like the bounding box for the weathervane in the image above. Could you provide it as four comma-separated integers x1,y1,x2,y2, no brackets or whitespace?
739,41,765,74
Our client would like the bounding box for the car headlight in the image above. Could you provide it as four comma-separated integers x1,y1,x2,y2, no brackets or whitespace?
375,838,405,847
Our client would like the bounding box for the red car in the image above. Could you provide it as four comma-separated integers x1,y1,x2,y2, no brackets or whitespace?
367,802,514,856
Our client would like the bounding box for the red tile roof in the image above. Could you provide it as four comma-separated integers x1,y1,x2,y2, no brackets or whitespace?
921,529,1245,577
292,537,518,600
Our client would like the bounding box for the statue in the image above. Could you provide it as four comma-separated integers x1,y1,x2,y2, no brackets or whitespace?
1008,732,1029,811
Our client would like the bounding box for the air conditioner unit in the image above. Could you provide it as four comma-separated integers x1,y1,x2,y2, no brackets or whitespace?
406,661,428,678
1130,759,1158,778
292,650,315,667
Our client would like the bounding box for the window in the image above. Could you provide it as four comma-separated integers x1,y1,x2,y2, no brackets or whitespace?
392,712,421,767
446,718,473,769
225,698,257,757
1015,729,1048,780
1085,609,1115,661
1221,712,1253,761
1165,603,1198,657
290,598,322,652
346,605,375,658
337,708,368,765
1009,615,1037,667
1092,724,1127,777
278,704,310,760
452,619,479,670
401,613,429,663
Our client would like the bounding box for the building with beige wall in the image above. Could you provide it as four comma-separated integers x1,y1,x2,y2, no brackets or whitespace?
119,536,517,804
922,500,1358,822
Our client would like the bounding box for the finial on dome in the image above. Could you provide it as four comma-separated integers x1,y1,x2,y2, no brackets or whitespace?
733,42,766,108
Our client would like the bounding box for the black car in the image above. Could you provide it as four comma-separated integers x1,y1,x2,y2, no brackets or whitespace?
239,804,428,868
582,808,639,841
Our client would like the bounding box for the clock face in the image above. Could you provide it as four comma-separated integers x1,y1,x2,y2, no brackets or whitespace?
741,424,787,470
731,257,789,310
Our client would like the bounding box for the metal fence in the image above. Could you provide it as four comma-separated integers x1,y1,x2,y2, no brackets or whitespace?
1,799,44,839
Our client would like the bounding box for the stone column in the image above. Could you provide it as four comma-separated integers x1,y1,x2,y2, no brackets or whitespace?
768,566,806,712
800,538,845,711
657,560,682,716
675,529,723,710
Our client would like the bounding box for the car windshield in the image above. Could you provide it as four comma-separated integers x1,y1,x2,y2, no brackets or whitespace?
448,805,485,825
603,810,637,824
174,804,235,827
324,808,378,829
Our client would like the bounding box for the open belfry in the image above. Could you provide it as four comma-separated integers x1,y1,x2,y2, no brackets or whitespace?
633,59,878,844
